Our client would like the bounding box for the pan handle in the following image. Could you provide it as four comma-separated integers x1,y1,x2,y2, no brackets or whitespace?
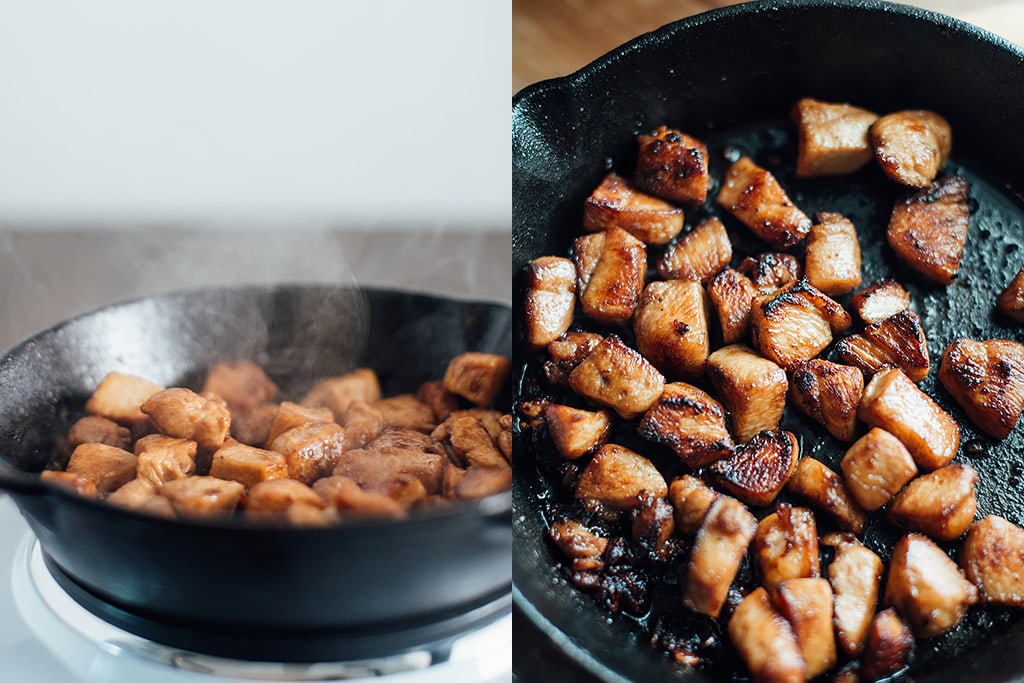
0,463,47,496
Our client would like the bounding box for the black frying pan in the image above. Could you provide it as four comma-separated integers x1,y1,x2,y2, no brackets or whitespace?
0,285,511,662
513,1,1024,681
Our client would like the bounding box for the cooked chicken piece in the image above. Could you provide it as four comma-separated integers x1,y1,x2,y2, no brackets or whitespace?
264,401,335,446
447,408,502,439
997,266,1024,323
141,387,231,451
301,368,382,420
245,478,326,517
269,421,346,485
657,217,733,284
372,394,437,433
133,433,195,457
498,414,512,462
717,156,812,250
706,344,788,443
871,109,952,188
138,494,176,518
888,463,978,541
106,477,157,509
788,359,863,442
161,476,245,518
667,474,719,535
850,279,911,325
523,256,578,351
639,382,733,467
707,268,759,345
887,175,970,285
939,338,1024,439
443,352,512,409
633,280,710,379
792,97,878,177
333,446,444,494
370,474,429,506
749,279,852,369
340,401,385,450
230,402,279,447
582,173,685,245
284,502,338,526
136,441,196,488
728,587,807,683
753,504,820,594
569,335,666,419
884,532,978,637
836,309,930,382
786,458,867,535
683,495,758,618
738,252,803,296
446,463,512,499
417,380,461,423
635,126,710,205
860,608,914,682
859,367,960,470
209,439,289,489
40,470,98,498
575,444,668,510
774,577,837,679
200,360,278,413
66,443,137,493
960,515,1024,606
431,415,504,468
709,430,798,507
543,331,604,386
85,371,164,427
544,403,612,460
804,212,862,295
312,475,406,518
826,533,884,657
631,492,676,559
840,427,918,511
66,416,131,451
573,227,647,325
549,518,609,573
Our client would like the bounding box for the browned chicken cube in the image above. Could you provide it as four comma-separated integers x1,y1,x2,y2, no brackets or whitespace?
804,212,862,295
717,156,812,250
85,371,164,426
656,217,733,284
106,477,157,509
888,463,978,541
871,109,952,188
161,475,245,518
498,413,512,462
269,421,346,485
40,470,98,498
709,430,798,507
960,515,1024,606
728,587,807,683
523,256,577,350
706,344,788,443
569,335,666,419
333,446,445,494
840,427,918,511
850,279,911,325
312,475,405,518
836,309,930,382
633,280,709,379
575,444,667,510
750,279,852,369
210,440,289,489
631,492,676,559
141,387,231,451
340,401,385,450
285,502,338,527
135,436,196,488
634,126,710,205
301,368,382,419
543,331,603,386
667,474,719,535
786,458,867,535
373,394,437,432
707,268,759,345
939,338,1024,439
774,577,837,679
884,533,978,637
639,382,733,467
371,474,430,506
417,380,460,423
544,404,612,460
738,252,803,296
432,416,505,469
573,227,647,325
753,504,820,594
859,367,961,470
266,402,334,447
446,463,512,499
549,518,609,573
887,175,970,285
372,426,443,454
230,402,279,447
833,334,895,380
861,609,914,682
442,352,511,408
683,495,758,618
245,478,325,516
997,266,1024,323
200,360,278,412
792,97,879,178
788,359,863,442
66,443,137,493
66,415,131,451
827,533,884,657
582,172,685,245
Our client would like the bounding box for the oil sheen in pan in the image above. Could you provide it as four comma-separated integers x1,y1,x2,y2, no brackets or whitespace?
519,117,1024,679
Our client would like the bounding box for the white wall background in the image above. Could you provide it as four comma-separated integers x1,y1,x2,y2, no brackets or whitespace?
0,0,510,230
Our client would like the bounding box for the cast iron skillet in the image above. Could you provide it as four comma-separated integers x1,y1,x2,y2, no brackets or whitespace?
0,284,512,662
514,1,1024,681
